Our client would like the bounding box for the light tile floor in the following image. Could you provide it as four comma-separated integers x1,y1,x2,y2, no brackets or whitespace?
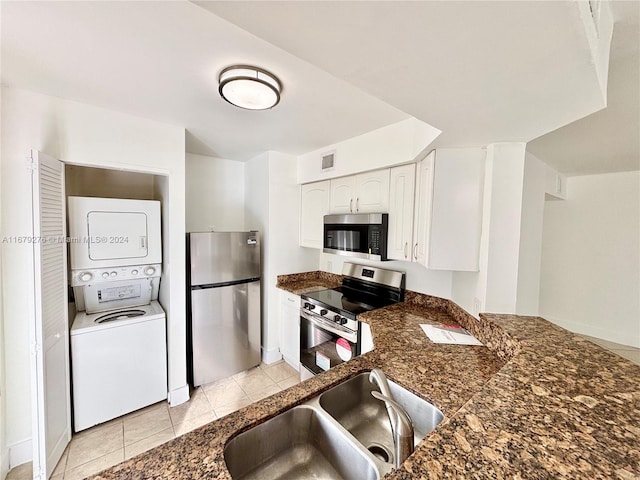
7,360,299,480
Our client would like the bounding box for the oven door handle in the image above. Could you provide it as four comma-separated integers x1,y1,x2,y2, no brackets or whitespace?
300,310,358,343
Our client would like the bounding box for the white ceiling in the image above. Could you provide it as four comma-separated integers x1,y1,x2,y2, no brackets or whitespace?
527,1,640,175
2,1,638,174
0,1,408,160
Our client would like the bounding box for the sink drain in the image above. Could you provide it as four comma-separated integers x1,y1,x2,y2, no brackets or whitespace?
368,444,392,463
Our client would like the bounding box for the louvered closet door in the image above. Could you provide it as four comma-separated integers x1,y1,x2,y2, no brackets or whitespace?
31,150,70,479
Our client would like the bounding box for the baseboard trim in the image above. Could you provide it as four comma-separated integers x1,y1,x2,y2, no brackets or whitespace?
168,385,190,407
8,438,31,469
1,446,9,480
261,347,282,365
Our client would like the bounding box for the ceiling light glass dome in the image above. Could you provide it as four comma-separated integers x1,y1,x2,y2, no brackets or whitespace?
218,65,282,110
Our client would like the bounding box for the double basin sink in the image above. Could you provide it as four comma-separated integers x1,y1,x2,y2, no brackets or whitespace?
224,371,444,480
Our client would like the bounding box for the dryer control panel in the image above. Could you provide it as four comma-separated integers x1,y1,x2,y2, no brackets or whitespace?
71,263,162,287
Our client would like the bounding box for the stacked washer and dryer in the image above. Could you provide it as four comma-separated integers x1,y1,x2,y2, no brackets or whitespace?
68,196,167,432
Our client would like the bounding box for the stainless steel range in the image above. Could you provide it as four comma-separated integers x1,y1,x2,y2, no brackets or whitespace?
299,263,405,379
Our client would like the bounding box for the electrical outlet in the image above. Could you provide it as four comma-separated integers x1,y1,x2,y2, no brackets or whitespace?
473,298,482,316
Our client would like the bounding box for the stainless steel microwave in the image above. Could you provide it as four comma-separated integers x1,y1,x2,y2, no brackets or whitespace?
323,214,388,261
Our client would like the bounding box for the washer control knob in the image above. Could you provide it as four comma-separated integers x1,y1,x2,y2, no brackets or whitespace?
102,272,109,279
131,269,138,275
320,309,328,316
79,272,93,282
110,271,117,277
144,266,156,276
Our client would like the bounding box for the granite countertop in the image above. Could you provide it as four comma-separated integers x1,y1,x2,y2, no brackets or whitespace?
94,272,640,479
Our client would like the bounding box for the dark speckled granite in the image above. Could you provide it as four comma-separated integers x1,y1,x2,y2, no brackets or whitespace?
93,272,640,480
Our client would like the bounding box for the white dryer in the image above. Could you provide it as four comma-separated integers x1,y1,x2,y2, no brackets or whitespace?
70,301,167,432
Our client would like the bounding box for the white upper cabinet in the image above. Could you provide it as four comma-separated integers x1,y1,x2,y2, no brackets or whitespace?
387,164,416,261
329,170,390,214
300,181,330,249
413,148,485,271
413,153,435,266
329,176,356,213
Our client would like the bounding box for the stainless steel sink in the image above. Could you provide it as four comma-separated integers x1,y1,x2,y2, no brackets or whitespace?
223,371,444,479
319,372,444,465
224,405,379,480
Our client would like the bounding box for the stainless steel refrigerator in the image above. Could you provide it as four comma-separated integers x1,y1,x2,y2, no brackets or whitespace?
187,231,261,386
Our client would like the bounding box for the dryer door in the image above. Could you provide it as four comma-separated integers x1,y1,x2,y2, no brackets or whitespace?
87,211,149,261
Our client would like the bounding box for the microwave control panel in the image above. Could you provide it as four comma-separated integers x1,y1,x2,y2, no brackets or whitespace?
369,226,382,254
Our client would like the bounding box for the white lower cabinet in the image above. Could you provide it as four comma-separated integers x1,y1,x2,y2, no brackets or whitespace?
279,289,301,369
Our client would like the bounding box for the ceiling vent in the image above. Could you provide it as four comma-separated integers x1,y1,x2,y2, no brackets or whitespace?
321,150,336,171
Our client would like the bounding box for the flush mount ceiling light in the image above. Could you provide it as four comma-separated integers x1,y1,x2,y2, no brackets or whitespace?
218,65,282,110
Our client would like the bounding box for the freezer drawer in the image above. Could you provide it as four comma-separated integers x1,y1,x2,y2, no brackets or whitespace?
190,280,261,386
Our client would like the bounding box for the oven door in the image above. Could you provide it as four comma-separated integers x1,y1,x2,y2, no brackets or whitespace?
299,310,358,377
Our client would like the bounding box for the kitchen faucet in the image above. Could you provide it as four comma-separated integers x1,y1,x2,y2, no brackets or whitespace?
369,369,414,467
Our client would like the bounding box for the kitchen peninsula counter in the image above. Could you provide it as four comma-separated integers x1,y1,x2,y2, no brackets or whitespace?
93,272,639,479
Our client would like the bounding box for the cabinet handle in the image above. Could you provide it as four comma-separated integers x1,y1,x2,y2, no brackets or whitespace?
287,298,295,303
350,198,353,213
404,242,408,259
356,198,359,212
413,243,418,260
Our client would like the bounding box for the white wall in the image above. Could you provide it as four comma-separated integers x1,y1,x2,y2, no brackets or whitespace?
319,254,452,299
297,118,440,184
0,87,187,466
515,154,547,315
0,87,8,477
266,152,319,359
539,171,640,347
452,143,545,316
185,154,245,232
245,152,319,363
244,154,271,361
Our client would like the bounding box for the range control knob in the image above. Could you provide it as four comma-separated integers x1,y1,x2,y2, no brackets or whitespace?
340,318,348,326
320,309,328,316
79,272,93,282
144,266,156,276
304,303,315,310
110,271,117,277
333,314,341,323
131,269,139,275
102,272,109,279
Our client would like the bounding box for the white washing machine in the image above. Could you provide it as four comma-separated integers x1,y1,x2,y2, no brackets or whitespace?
70,300,167,432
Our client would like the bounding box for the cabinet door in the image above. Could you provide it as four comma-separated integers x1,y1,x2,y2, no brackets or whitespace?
279,290,301,369
300,181,330,248
387,164,416,261
428,148,485,271
413,152,435,266
329,175,357,213
354,169,390,213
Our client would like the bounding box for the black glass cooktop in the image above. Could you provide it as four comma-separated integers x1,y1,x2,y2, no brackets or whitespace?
303,286,397,317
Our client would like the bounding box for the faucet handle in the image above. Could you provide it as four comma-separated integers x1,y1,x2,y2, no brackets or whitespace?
371,391,414,438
